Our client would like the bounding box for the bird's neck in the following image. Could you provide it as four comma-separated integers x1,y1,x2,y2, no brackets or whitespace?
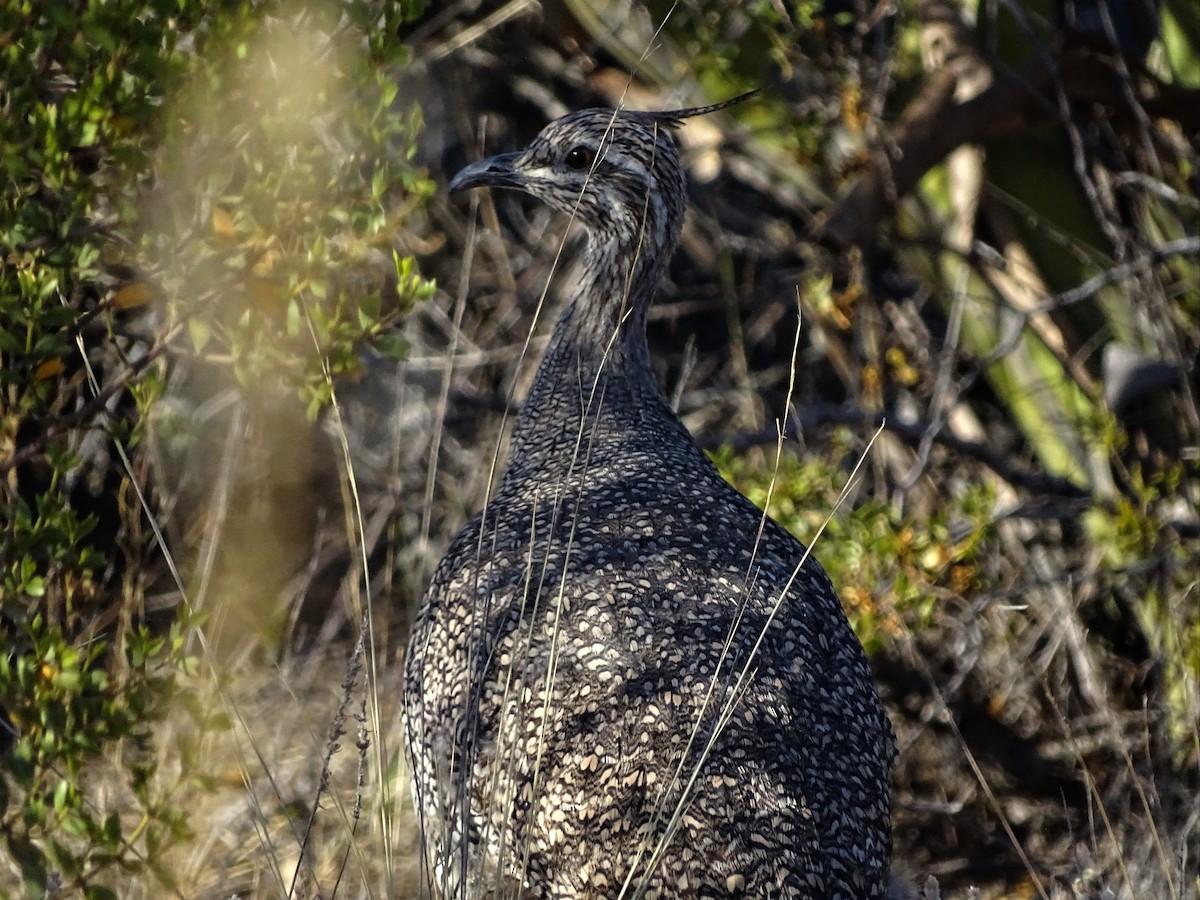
504,233,676,480
561,236,664,370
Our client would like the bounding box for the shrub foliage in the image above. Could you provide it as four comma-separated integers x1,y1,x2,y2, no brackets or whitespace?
1,0,429,893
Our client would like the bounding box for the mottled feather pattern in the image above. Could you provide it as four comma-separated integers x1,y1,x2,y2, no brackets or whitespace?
404,102,895,899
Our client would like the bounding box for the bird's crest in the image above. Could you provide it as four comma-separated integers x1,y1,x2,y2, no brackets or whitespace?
627,89,760,129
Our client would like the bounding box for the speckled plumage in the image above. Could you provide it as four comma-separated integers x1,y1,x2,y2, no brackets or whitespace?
404,101,895,899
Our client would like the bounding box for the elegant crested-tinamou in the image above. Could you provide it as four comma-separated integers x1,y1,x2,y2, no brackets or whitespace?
404,96,895,899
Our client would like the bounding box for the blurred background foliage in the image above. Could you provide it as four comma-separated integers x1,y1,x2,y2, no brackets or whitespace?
2,0,429,892
2,0,1198,896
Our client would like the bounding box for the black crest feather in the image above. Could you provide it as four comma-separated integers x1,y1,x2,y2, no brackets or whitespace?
627,88,761,128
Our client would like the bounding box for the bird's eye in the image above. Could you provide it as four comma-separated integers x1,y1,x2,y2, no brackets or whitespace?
564,145,595,171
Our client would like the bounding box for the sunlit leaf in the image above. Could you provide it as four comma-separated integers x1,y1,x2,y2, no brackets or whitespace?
112,282,152,309
34,358,65,380
211,206,236,240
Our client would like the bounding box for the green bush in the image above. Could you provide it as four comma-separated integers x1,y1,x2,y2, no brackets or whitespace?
1,1,430,892
713,434,997,653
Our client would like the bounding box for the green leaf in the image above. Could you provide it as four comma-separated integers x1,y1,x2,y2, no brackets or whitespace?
1162,0,1200,86
48,837,81,877
187,316,211,352
103,811,121,845
6,833,49,893
53,778,70,814
373,331,408,360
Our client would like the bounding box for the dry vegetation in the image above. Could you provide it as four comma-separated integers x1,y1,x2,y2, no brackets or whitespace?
2,0,1199,898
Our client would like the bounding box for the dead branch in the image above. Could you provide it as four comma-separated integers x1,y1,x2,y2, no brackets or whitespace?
813,13,1200,251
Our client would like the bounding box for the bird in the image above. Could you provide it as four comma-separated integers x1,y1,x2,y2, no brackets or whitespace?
403,95,896,900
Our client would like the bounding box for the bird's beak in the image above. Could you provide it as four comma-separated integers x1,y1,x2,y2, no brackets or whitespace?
448,151,525,192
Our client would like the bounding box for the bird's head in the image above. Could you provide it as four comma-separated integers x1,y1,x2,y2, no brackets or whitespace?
449,94,756,255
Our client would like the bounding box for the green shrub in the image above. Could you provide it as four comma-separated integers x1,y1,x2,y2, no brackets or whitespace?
713,433,996,653
1,0,430,892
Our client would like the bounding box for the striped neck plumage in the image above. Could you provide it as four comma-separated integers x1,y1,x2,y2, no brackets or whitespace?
559,193,680,366
505,216,680,476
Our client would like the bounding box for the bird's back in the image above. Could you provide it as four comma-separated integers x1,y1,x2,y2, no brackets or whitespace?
405,384,894,899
